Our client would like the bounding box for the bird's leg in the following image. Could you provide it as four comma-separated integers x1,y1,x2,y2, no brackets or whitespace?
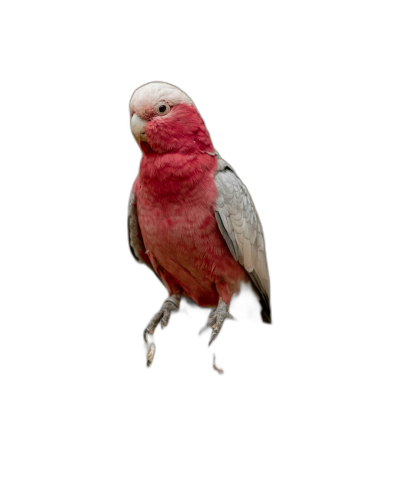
203,298,233,346
143,293,182,368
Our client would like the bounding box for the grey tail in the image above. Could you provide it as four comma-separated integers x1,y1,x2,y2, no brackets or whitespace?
248,272,272,324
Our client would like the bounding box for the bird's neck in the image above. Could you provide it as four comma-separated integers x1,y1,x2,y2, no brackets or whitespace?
136,150,218,202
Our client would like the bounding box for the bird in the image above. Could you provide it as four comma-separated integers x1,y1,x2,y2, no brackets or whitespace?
128,82,271,356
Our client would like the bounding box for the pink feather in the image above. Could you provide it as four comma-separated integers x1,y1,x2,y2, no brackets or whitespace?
133,103,247,307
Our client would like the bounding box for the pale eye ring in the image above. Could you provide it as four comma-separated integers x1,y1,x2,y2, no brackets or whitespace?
155,102,170,116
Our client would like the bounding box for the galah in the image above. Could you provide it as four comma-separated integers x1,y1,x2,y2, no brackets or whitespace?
128,82,271,362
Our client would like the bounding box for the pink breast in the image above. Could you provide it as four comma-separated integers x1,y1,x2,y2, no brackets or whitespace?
134,153,247,305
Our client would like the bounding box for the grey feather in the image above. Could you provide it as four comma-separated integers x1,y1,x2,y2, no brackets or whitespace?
215,211,238,261
128,190,146,262
214,155,271,323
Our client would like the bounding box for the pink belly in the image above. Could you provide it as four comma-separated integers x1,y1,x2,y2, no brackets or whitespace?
138,203,246,306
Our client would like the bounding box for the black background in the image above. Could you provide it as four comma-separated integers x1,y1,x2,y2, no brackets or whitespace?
39,22,340,424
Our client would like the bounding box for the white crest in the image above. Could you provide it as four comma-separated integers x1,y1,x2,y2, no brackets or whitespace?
129,82,193,117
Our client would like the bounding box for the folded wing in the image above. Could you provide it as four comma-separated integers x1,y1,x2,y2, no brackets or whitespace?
214,156,271,323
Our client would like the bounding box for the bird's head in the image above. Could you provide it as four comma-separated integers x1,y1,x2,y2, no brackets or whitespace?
129,82,213,155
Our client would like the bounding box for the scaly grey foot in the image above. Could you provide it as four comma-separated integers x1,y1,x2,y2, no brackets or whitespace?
143,294,181,343
201,299,233,346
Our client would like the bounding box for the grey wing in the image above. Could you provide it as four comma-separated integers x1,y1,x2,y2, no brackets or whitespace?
214,156,271,323
128,190,146,262
128,190,159,280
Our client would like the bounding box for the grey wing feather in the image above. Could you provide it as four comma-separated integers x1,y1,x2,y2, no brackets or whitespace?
214,155,271,323
128,190,146,263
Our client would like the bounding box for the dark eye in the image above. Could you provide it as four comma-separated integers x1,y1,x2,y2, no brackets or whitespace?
155,102,170,116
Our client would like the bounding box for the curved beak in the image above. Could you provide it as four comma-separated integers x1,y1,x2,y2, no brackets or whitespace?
130,114,148,145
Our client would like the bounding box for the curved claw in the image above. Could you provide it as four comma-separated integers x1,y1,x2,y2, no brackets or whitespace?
209,330,219,346
160,308,171,329
200,299,231,346
144,316,159,343
143,327,151,343
199,307,222,335
143,294,182,368
197,320,212,337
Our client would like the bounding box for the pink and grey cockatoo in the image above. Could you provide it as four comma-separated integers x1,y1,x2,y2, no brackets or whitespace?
128,82,271,359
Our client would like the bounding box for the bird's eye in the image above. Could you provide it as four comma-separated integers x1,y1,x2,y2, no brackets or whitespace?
155,102,170,116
